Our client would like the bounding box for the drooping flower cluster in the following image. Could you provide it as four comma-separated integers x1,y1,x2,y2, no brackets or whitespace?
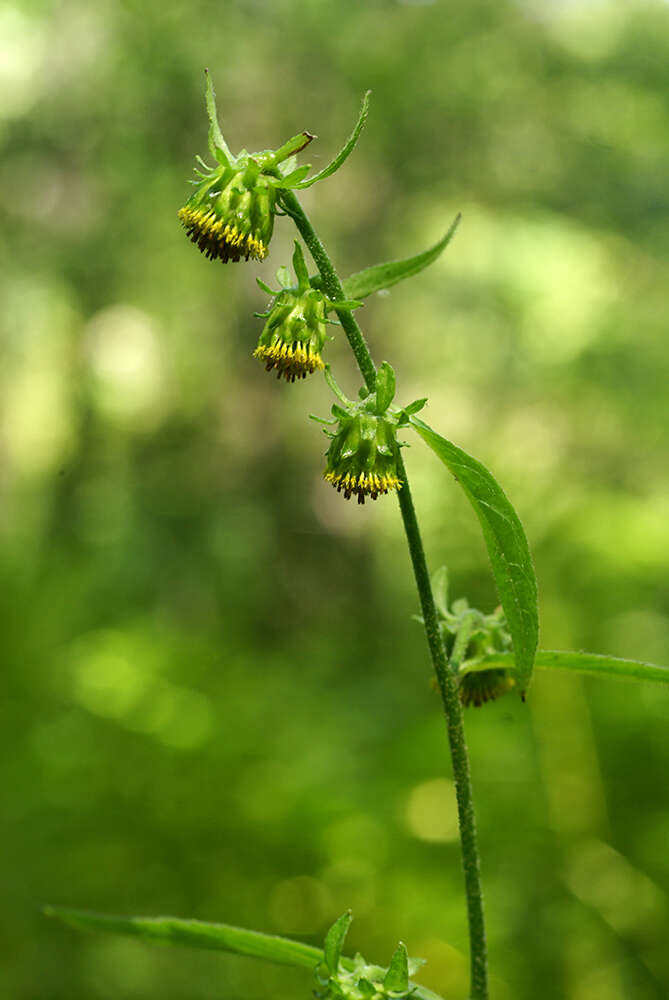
179,77,424,509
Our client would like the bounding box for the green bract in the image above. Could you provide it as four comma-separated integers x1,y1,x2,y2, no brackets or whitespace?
254,243,361,381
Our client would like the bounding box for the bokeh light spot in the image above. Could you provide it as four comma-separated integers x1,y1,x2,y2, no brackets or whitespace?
406,779,459,843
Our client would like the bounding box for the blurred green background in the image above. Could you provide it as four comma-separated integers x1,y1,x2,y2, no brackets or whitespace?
3,0,669,997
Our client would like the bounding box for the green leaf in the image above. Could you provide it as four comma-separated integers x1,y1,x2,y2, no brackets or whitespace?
44,906,447,1000
204,69,233,163
470,649,669,686
324,911,353,974
374,362,396,414
292,91,371,189
384,942,409,993
410,417,538,693
44,905,323,970
341,214,461,301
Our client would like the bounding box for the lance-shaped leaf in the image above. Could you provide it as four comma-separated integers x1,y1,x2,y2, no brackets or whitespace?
44,905,323,970
384,942,409,994
44,906,447,1000
410,417,538,693
469,649,669,686
323,910,353,973
341,214,461,301
292,92,371,190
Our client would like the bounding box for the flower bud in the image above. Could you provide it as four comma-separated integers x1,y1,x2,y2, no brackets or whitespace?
254,286,328,381
324,411,402,504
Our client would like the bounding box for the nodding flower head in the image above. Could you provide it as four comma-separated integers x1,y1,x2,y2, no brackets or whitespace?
324,411,402,504
253,242,332,381
253,243,363,382
179,164,276,263
179,72,317,264
254,286,328,380
318,363,416,505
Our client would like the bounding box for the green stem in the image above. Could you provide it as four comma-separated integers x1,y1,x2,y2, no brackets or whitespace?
281,190,488,1000
396,457,488,1000
280,191,377,391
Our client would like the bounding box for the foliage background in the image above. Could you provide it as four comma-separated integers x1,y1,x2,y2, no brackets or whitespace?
3,0,669,997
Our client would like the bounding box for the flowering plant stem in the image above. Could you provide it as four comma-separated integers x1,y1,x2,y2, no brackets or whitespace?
281,190,488,1000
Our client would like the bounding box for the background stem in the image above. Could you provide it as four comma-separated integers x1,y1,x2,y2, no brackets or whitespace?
280,190,489,1000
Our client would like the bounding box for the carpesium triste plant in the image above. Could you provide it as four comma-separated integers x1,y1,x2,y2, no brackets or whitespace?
47,71,669,1000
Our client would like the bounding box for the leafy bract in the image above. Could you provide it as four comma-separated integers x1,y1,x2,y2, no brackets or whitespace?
469,649,669,686
291,92,371,190
204,69,232,163
341,215,461,301
410,417,538,693
324,910,353,973
374,362,396,414
384,942,409,993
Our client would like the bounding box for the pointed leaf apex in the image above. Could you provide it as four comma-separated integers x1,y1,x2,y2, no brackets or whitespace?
341,212,461,301
323,910,353,973
293,92,370,190
384,941,409,993
204,69,233,163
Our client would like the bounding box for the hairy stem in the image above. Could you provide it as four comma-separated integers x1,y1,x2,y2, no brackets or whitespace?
280,189,488,1000
280,192,377,391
